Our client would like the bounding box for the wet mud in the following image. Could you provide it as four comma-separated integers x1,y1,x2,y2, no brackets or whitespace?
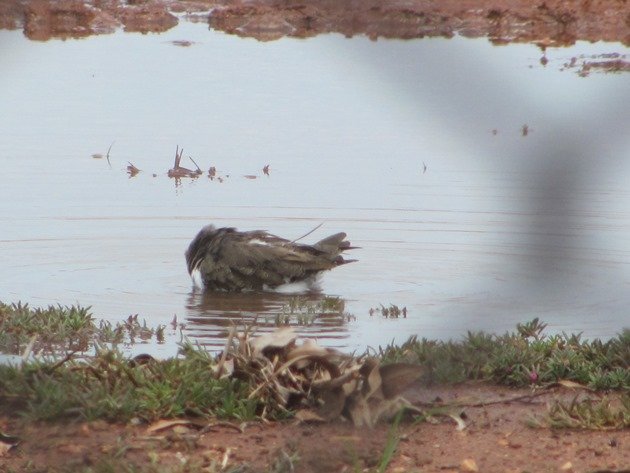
1,0,629,46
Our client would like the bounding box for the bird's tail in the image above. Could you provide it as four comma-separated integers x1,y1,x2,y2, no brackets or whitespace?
313,232,358,264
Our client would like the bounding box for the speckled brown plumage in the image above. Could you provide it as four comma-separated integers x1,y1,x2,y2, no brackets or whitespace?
185,225,357,292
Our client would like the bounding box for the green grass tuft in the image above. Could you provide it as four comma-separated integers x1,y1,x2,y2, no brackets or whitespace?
0,302,167,356
0,346,258,423
1,302,628,427
378,318,629,389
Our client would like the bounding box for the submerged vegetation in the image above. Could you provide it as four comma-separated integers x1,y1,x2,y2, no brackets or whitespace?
0,302,628,429
0,301,167,356
269,296,354,326
368,304,407,318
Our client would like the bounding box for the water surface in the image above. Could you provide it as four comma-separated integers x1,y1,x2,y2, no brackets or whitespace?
1,22,629,356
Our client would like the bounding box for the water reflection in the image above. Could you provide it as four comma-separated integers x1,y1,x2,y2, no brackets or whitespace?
3,0,628,47
184,290,352,350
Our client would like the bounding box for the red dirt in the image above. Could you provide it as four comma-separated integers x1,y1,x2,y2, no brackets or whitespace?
1,383,628,472
0,0,629,46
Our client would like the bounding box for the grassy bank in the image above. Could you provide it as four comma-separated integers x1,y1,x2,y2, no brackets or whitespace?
0,301,628,425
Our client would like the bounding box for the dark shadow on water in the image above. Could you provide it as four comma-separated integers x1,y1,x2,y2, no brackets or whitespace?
184,289,352,350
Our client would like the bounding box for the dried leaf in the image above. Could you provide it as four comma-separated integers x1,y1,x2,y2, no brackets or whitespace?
556,379,591,391
212,358,234,378
0,432,19,457
226,328,426,428
341,377,360,397
369,397,407,424
345,393,373,427
316,386,348,421
360,358,383,400
461,458,479,472
277,353,342,379
448,412,468,431
0,443,13,457
250,328,297,357
272,380,297,405
294,409,326,423
287,339,344,367
379,363,425,399
221,447,232,469
146,419,203,434
311,369,359,393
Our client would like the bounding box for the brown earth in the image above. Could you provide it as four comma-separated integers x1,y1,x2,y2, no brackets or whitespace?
0,0,629,46
1,383,628,472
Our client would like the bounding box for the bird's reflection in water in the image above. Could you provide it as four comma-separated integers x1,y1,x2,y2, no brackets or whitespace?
184,289,352,351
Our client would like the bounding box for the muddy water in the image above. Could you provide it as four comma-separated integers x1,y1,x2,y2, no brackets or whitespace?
1,21,629,357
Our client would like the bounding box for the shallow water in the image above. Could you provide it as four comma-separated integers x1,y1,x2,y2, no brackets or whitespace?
1,21,629,356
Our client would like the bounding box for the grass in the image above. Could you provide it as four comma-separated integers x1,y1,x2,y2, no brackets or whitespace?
0,302,628,426
0,302,167,356
0,343,257,422
375,409,403,473
0,302,96,354
378,318,630,390
529,394,630,429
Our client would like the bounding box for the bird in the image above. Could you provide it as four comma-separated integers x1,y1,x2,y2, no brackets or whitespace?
185,225,357,292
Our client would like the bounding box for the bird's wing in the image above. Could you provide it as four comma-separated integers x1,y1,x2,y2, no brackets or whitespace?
215,231,334,286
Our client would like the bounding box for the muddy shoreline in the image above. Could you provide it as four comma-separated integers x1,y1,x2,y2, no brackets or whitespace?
1,0,629,45
2,384,629,472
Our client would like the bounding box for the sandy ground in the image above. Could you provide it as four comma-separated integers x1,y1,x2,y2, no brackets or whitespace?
1,383,629,472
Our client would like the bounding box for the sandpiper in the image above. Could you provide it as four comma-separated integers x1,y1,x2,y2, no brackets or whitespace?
185,225,357,292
